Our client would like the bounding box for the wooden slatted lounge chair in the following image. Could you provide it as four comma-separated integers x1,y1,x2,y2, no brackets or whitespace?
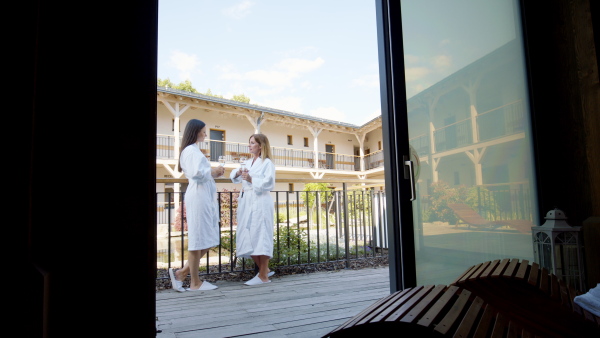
323,259,600,337
447,203,533,233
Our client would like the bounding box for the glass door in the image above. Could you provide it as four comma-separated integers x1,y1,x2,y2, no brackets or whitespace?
377,0,539,290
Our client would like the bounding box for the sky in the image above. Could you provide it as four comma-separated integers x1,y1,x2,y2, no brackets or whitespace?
158,1,518,126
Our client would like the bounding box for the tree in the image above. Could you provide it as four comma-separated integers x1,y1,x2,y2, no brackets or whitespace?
232,93,250,103
204,88,224,99
177,79,198,93
300,183,334,224
157,78,175,88
157,78,199,93
301,183,331,210
157,78,251,102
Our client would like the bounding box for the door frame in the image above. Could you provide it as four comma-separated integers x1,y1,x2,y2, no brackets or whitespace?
376,0,417,292
325,143,335,169
210,128,226,161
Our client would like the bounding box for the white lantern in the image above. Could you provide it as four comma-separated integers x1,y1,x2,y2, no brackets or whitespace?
532,208,585,290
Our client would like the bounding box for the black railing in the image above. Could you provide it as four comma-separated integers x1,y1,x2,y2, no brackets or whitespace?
419,182,533,225
476,183,533,222
156,187,388,279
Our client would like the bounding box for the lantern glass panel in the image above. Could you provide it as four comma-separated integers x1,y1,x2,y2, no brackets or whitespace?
534,232,553,271
554,232,582,288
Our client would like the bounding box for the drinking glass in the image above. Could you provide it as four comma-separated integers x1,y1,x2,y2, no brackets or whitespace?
239,156,247,170
218,156,225,177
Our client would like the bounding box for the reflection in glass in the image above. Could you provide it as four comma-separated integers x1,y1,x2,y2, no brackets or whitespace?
401,0,538,285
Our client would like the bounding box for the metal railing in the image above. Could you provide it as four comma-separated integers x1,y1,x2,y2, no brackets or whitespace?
156,138,373,171
364,150,384,170
407,100,527,155
419,182,533,225
156,180,387,279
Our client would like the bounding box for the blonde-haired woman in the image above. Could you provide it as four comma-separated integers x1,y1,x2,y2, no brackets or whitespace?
230,134,276,285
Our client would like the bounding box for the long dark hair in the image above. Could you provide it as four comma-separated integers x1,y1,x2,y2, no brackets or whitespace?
178,119,206,172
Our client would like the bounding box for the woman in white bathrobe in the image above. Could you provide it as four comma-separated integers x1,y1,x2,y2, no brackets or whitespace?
168,119,224,292
230,134,276,285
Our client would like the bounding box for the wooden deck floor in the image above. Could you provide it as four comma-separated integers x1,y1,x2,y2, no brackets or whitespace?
156,266,390,337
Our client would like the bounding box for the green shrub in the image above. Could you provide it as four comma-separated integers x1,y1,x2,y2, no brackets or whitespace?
424,181,498,224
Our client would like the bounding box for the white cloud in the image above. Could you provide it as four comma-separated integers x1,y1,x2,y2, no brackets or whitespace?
404,54,420,65
259,96,303,113
299,81,312,89
351,74,379,88
248,86,285,97
406,83,431,99
432,54,452,69
404,67,431,82
276,57,325,73
354,109,381,125
223,0,255,19
218,57,325,89
309,107,347,122
245,69,294,87
168,50,199,81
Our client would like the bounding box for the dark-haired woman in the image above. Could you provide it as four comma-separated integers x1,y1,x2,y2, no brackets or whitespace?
168,119,224,292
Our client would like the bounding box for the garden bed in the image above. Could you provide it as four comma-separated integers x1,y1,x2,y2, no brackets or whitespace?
156,254,389,290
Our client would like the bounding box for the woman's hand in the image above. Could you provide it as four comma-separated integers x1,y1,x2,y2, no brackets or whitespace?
241,169,252,183
211,166,225,178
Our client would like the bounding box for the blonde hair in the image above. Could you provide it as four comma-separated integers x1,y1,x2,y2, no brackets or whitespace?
250,133,272,160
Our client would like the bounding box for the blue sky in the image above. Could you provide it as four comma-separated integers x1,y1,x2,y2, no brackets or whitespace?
158,0,380,125
158,1,517,126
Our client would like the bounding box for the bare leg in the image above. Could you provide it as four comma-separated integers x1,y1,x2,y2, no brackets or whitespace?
175,249,209,289
251,256,260,269
253,255,271,281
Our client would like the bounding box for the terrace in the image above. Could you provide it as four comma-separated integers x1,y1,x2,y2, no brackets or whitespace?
155,178,390,336
155,265,391,337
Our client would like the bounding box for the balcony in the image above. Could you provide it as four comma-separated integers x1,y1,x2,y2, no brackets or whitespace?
410,99,527,155
156,138,380,172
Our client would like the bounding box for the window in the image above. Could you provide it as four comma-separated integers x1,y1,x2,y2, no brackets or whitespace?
304,137,309,147
288,183,294,193
287,135,293,145
378,141,382,150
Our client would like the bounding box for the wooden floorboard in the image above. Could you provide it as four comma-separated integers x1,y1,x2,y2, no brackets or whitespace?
156,266,390,337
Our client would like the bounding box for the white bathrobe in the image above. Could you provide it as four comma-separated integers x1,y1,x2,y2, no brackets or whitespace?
230,157,276,258
180,144,220,251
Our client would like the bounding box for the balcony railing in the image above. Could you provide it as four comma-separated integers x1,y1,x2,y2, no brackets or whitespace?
477,100,526,142
156,138,375,171
411,99,526,154
364,150,384,170
434,118,473,152
157,100,525,170
156,179,388,279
